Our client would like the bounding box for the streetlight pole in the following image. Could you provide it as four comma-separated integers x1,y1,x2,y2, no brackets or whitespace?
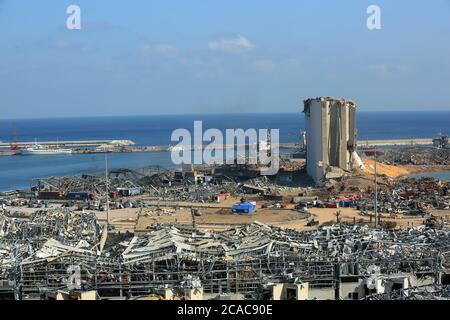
105,153,109,227
374,151,378,228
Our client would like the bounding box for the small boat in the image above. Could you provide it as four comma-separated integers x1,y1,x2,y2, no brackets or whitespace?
93,145,113,153
168,145,186,152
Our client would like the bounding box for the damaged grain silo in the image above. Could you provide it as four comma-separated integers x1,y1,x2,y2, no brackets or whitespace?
303,97,363,185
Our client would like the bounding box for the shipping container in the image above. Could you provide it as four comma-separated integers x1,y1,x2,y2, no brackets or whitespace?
213,194,227,202
174,171,183,179
203,176,213,183
292,196,318,204
38,191,63,200
128,187,142,196
66,191,95,200
324,202,338,209
117,187,142,197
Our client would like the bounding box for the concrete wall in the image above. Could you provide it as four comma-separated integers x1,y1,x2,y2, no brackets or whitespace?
308,287,335,300
56,290,99,300
272,283,309,300
185,287,204,300
340,281,364,300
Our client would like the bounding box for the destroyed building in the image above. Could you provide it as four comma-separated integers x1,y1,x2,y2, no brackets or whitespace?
2,206,450,300
303,97,362,185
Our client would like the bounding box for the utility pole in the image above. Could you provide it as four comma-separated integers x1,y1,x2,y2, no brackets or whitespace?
374,151,378,228
105,153,110,227
99,153,110,254
191,208,196,229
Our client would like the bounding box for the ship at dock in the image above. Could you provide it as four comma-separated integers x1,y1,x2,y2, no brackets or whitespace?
0,150,21,156
21,143,72,155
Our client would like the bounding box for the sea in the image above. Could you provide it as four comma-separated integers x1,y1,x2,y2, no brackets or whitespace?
0,111,449,191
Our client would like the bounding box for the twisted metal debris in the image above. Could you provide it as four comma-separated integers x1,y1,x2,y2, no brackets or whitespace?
1,207,450,299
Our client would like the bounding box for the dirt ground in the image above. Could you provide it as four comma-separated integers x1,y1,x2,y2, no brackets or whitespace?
363,159,411,178
5,196,449,233
363,159,450,178
135,207,308,232
95,200,450,233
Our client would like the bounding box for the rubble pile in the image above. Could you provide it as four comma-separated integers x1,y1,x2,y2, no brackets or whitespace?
0,209,102,283
377,147,449,165
38,174,138,195
356,177,450,214
29,210,101,243
111,222,449,297
2,207,450,299
367,285,450,300
140,207,176,217
18,239,119,296
34,166,290,204
0,210,100,243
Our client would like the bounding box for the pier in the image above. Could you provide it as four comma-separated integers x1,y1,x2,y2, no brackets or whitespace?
356,138,433,147
280,138,433,149
0,139,135,149
0,137,435,156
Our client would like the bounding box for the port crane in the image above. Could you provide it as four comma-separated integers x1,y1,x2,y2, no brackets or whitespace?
10,123,19,150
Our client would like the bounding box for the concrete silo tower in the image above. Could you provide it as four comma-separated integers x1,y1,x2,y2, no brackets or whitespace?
303,97,359,185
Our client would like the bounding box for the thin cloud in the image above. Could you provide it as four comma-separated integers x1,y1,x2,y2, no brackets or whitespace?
253,59,275,72
54,40,93,53
368,64,404,76
208,35,255,53
140,44,177,58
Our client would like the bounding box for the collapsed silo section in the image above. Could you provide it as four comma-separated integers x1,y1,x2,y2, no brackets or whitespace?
303,97,357,185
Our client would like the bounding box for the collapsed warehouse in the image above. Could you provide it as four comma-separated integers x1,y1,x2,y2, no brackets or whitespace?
350,177,450,215
30,161,303,204
372,147,449,166
2,208,450,300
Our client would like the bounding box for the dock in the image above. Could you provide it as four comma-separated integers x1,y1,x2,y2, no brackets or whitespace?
0,139,135,149
356,138,433,147
0,138,435,156
280,138,433,149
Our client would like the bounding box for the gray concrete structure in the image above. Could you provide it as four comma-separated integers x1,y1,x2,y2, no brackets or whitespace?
303,97,357,184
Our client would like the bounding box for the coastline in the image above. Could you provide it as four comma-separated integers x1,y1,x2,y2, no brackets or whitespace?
403,164,450,178
363,159,450,180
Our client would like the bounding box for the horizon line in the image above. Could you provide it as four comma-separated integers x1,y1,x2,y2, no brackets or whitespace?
2,109,450,121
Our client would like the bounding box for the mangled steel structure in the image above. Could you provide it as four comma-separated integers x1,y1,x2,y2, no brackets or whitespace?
2,206,450,299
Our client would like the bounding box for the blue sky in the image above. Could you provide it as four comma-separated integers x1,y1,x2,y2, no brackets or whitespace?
1,0,450,118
